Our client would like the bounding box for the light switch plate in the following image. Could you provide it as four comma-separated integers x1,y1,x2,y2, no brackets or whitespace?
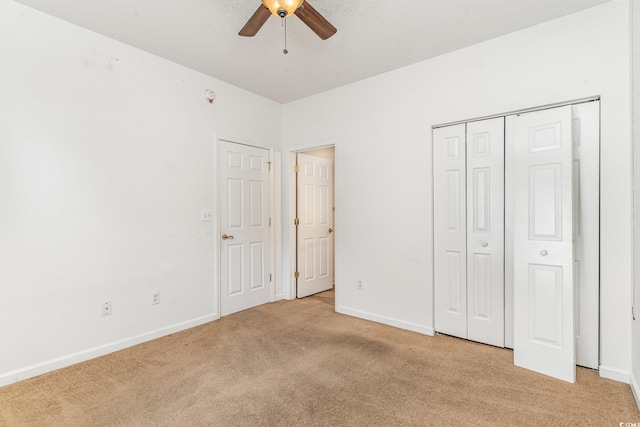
201,209,213,222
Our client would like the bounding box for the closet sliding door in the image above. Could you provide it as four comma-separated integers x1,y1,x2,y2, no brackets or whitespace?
435,101,599,382
511,106,576,383
466,119,504,347
508,102,600,381
434,118,505,347
434,124,467,339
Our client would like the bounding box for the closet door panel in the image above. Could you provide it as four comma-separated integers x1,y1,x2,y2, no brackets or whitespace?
571,101,599,369
434,124,468,339
466,118,505,347
512,106,575,383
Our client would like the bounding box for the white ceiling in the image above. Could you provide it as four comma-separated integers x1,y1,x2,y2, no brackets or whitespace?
15,0,612,103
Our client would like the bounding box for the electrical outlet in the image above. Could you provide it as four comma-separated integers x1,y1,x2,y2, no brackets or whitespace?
102,301,112,316
152,291,160,305
201,209,213,222
357,280,364,290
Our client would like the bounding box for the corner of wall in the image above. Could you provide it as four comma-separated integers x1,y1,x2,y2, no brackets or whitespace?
632,372,640,410
631,0,640,412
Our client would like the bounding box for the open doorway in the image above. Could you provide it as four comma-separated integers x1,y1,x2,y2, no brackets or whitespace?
293,146,336,300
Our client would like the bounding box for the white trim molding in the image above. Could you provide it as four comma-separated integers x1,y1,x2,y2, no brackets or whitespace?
599,365,631,383
337,306,435,336
0,313,219,388
631,373,640,410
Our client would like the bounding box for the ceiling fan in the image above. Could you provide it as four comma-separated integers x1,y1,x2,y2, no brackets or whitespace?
239,0,337,40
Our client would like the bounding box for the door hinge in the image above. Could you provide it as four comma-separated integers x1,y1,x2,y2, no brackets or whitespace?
269,273,272,282
294,271,300,279
269,217,272,227
294,164,300,173
294,218,300,226
267,161,272,171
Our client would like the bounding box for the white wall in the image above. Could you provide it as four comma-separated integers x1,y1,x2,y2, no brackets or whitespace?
0,0,282,385
283,1,633,378
631,0,640,403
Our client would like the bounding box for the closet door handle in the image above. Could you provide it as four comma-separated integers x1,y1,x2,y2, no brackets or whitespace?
540,249,548,256
481,242,488,247
221,234,234,240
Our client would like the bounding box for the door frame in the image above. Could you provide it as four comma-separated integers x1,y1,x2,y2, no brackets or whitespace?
285,141,338,303
215,135,277,317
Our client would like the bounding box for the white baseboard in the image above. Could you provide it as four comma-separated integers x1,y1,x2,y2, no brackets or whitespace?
274,293,285,301
599,365,631,383
631,373,640,411
336,306,435,336
0,313,219,388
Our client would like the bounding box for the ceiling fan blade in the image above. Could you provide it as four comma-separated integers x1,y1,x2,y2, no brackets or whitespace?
294,1,337,40
239,4,271,37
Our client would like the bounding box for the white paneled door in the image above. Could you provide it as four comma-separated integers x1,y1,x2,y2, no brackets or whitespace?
434,119,505,346
296,153,333,298
571,102,599,370
466,118,505,347
434,124,468,339
436,101,599,380
219,140,271,316
512,106,575,382
506,101,600,370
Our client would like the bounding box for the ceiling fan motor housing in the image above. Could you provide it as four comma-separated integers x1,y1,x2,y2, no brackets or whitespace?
262,0,304,18
240,1,336,40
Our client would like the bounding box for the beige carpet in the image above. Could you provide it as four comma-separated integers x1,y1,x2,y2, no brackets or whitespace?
1,290,638,426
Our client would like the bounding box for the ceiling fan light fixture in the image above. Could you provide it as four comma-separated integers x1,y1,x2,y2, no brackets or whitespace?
261,0,304,18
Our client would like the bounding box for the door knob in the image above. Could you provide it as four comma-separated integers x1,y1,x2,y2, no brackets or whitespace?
221,234,234,240
481,241,488,247
329,228,334,234
540,249,548,256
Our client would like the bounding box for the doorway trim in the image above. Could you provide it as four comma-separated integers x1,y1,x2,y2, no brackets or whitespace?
215,135,277,317
285,141,339,304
